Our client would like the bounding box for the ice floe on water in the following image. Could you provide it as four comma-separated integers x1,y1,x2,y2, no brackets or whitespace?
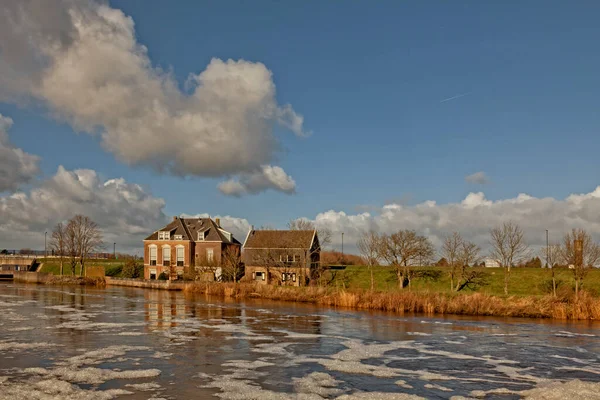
0,377,132,400
0,341,61,352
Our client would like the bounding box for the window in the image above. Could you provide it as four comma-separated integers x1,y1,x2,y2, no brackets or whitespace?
292,273,296,282
174,235,183,240
198,231,205,241
176,246,184,266
282,273,287,282
206,248,214,263
158,231,169,240
149,245,157,266
162,245,171,266
254,271,265,281
149,269,157,280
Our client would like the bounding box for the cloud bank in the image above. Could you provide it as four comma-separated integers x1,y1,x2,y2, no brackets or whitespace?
312,189,600,254
0,0,306,195
0,165,168,252
0,114,40,192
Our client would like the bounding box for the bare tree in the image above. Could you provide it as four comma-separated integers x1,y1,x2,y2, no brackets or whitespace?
357,230,380,290
221,246,244,283
489,222,529,295
562,229,600,296
442,232,462,291
50,223,67,275
539,243,562,297
65,219,79,275
379,230,434,289
455,240,482,291
71,215,103,277
288,218,332,249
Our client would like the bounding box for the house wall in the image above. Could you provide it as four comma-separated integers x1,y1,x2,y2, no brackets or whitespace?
143,240,193,280
243,265,310,287
194,242,223,266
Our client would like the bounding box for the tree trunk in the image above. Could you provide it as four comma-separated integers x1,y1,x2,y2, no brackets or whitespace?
370,267,374,291
575,278,579,297
551,269,556,297
503,267,510,295
60,258,63,276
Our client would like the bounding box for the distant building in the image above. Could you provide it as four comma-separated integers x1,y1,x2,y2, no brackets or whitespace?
484,258,500,268
242,229,320,286
143,217,241,280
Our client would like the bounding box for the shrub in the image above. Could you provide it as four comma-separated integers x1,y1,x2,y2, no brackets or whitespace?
158,272,168,280
105,265,123,277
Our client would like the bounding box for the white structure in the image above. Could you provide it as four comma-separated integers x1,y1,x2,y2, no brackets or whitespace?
484,258,500,268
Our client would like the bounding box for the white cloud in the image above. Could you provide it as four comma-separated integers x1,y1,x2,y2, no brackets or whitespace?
0,166,168,252
218,165,296,197
465,171,490,185
0,114,40,192
310,188,600,255
0,1,306,195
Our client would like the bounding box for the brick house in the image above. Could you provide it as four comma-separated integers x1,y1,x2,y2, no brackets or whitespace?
143,217,241,280
242,229,320,286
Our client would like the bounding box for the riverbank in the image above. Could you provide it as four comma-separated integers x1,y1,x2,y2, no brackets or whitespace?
184,282,600,320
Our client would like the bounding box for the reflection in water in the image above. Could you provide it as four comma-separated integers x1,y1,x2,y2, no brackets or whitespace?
0,282,599,399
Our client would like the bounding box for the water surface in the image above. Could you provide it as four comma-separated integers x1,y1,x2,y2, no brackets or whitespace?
1,283,599,399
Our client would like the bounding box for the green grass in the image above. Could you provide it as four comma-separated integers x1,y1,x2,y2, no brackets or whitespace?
331,266,600,297
39,258,125,277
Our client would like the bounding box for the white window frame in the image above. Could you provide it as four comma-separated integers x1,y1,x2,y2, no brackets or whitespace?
282,273,287,282
292,273,296,282
174,234,183,240
206,248,214,263
149,245,157,266
198,231,205,241
176,245,184,266
162,245,171,266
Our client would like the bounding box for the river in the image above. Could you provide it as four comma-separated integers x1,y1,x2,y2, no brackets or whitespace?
0,283,599,399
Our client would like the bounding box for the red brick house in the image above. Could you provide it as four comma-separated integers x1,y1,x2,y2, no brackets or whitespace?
143,217,241,280
242,229,320,286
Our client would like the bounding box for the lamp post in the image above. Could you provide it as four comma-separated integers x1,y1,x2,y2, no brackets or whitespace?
44,231,47,259
113,242,116,260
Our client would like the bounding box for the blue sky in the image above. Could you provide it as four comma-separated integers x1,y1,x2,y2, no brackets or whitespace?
1,1,599,251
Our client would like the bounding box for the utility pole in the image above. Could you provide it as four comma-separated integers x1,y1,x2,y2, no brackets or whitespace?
113,242,116,260
44,231,47,259
341,232,344,265
546,229,549,268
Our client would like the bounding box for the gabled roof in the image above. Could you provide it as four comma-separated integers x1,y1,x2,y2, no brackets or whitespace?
145,217,241,244
243,230,316,250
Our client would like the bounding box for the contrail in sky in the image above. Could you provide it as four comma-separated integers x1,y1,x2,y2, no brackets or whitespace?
440,92,472,103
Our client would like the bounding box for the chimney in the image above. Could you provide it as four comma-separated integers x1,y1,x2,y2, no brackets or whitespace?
215,218,221,228
173,216,178,221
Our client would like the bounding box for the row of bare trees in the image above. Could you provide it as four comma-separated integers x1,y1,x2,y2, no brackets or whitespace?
50,215,103,277
357,222,600,296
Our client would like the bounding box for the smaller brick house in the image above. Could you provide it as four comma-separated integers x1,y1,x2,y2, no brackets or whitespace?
242,229,320,286
143,217,241,280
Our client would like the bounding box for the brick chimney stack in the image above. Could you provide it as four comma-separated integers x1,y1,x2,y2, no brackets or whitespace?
215,218,221,228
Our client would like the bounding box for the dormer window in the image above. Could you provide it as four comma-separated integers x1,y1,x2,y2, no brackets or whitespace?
158,231,169,240
174,235,183,240
198,231,205,241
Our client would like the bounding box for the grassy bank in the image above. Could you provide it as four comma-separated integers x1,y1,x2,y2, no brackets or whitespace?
332,266,600,296
39,258,126,277
184,282,600,320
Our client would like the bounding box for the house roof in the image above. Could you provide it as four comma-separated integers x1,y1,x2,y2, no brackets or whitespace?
144,217,240,244
243,230,316,249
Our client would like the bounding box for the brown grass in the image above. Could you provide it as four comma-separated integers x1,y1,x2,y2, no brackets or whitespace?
184,283,600,320
45,275,106,286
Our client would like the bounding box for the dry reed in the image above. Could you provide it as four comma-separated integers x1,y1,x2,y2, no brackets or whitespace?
184,283,600,320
